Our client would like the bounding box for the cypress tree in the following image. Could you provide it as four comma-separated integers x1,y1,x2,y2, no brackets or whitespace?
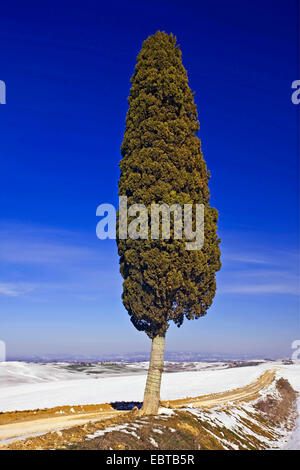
118,31,221,415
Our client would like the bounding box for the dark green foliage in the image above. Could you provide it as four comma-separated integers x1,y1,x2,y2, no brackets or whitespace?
118,31,221,338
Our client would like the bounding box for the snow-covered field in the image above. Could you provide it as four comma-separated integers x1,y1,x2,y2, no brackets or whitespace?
0,360,298,412
0,360,299,449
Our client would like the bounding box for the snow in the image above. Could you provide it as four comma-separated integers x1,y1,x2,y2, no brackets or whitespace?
0,360,296,413
87,424,129,439
275,364,300,392
0,431,50,445
121,429,140,439
277,364,300,450
149,437,158,447
160,363,274,399
153,428,163,434
207,410,237,430
0,361,83,386
186,404,282,448
86,423,141,441
158,407,175,416
284,398,300,450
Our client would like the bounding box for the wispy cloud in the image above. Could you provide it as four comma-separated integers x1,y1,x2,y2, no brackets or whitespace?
222,254,269,265
220,283,299,295
0,221,121,301
0,222,96,265
0,222,298,300
219,247,299,296
0,240,95,265
0,282,36,297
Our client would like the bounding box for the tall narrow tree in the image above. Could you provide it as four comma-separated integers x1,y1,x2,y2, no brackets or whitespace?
118,31,221,415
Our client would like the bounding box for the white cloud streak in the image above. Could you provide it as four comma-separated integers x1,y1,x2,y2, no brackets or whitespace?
0,283,36,297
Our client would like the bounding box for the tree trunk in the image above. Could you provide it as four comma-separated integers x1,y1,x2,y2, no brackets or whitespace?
140,334,165,415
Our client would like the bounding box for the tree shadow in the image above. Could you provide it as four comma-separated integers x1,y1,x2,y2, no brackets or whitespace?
110,401,143,411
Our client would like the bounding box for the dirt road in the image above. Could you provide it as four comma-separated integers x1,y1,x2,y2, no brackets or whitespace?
0,410,121,444
0,369,276,447
166,369,276,408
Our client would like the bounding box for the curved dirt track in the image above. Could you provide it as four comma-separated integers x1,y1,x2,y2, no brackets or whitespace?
166,369,276,408
0,410,122,443
0,369,276,447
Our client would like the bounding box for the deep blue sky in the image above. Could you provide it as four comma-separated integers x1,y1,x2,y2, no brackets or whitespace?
0,0,299,359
